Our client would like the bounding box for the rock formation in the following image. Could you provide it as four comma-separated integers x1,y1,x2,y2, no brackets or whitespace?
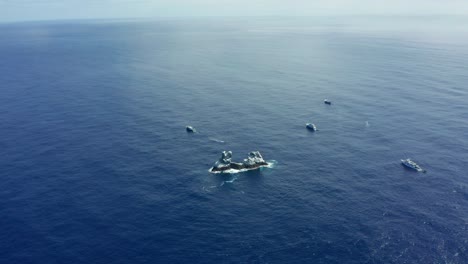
210,151,269,173
186,126,196,133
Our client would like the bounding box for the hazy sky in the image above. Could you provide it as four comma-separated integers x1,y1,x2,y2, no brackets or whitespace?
1,0,468,22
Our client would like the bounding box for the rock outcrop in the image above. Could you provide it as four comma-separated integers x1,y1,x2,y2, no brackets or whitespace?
186,126,196,133
210,151,269,173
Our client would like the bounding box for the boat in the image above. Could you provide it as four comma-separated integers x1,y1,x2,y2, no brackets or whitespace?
186,126,196,133
306,123,317,131
401,158,425,172
324,99,332,105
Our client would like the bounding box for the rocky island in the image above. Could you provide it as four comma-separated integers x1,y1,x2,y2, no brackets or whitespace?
210,151,269,173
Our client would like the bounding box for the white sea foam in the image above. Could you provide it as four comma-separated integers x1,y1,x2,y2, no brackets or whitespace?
208,138,225,143
209,161,275,174
223,178,237,184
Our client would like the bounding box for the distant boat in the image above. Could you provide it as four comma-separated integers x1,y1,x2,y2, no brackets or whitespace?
324,99,332,105
401,158,425,172
306,123,317,131
186,126,196,133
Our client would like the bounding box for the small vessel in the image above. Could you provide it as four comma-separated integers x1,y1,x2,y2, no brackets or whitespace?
401,158,425,172
324,99,332,105
306,123,317,131
186,126,196,133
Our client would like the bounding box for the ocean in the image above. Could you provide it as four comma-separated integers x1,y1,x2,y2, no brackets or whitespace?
1,17,467,263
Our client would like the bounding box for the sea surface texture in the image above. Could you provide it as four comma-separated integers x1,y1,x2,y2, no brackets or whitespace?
1,17,468,263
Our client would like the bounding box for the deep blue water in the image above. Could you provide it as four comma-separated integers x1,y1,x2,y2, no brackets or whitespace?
1,17,468,263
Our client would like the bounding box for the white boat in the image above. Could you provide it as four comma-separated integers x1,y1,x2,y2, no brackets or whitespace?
306,123,317,131
401,158,425,172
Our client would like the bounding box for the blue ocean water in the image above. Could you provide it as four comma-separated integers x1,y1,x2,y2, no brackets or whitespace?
1,17,468,263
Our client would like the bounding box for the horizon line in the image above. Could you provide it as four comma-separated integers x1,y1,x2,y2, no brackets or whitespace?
2,14,468,25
